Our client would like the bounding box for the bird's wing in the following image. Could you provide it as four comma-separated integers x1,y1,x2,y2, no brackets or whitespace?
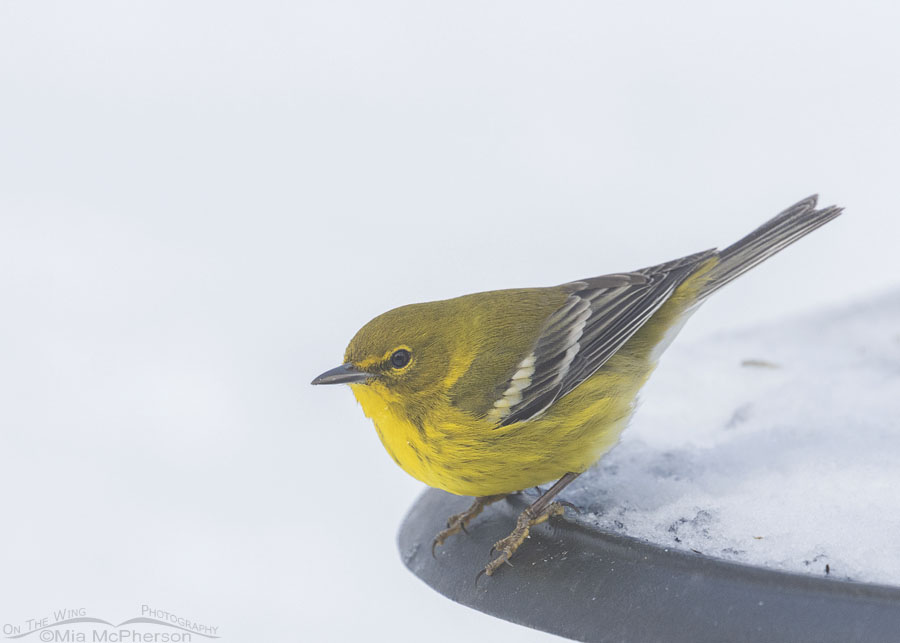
489,249,716,426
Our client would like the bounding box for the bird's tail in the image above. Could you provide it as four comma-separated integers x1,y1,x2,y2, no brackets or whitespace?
697,195,844,301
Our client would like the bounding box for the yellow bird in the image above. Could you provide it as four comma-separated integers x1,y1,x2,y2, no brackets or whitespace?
312,196,842,576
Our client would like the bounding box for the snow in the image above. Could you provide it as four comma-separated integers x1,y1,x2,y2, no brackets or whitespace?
563,290,900,586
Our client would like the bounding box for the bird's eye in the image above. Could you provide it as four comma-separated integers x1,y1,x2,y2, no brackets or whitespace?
390,349,411,369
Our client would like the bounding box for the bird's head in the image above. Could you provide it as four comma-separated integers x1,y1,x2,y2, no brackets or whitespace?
311,300,463,403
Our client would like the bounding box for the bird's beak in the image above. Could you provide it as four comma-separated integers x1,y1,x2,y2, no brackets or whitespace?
311,363,373,386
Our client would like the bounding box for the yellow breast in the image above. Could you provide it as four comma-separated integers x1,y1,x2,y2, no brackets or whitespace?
350,359,648,496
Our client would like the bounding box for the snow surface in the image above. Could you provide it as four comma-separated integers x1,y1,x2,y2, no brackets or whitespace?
560,290,900,586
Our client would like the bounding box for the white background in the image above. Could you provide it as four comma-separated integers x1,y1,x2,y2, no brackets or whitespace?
2,2,899,642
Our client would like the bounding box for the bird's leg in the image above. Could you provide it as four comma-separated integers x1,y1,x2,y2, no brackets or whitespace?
432,494,508,556
482,472,580,577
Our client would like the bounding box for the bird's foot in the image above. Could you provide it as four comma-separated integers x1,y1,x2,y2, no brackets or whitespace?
480,501,571,577
432,494,507,557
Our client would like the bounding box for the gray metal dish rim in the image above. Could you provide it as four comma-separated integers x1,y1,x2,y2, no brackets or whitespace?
399,488,900,643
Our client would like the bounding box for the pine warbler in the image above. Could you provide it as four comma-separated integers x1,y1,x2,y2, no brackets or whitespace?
313,195,842,576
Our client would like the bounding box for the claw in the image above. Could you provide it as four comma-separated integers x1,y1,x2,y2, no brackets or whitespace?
482,548,516,577
556,500,581,514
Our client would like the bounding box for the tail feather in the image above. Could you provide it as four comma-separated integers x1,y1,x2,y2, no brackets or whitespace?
698,195,844,300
